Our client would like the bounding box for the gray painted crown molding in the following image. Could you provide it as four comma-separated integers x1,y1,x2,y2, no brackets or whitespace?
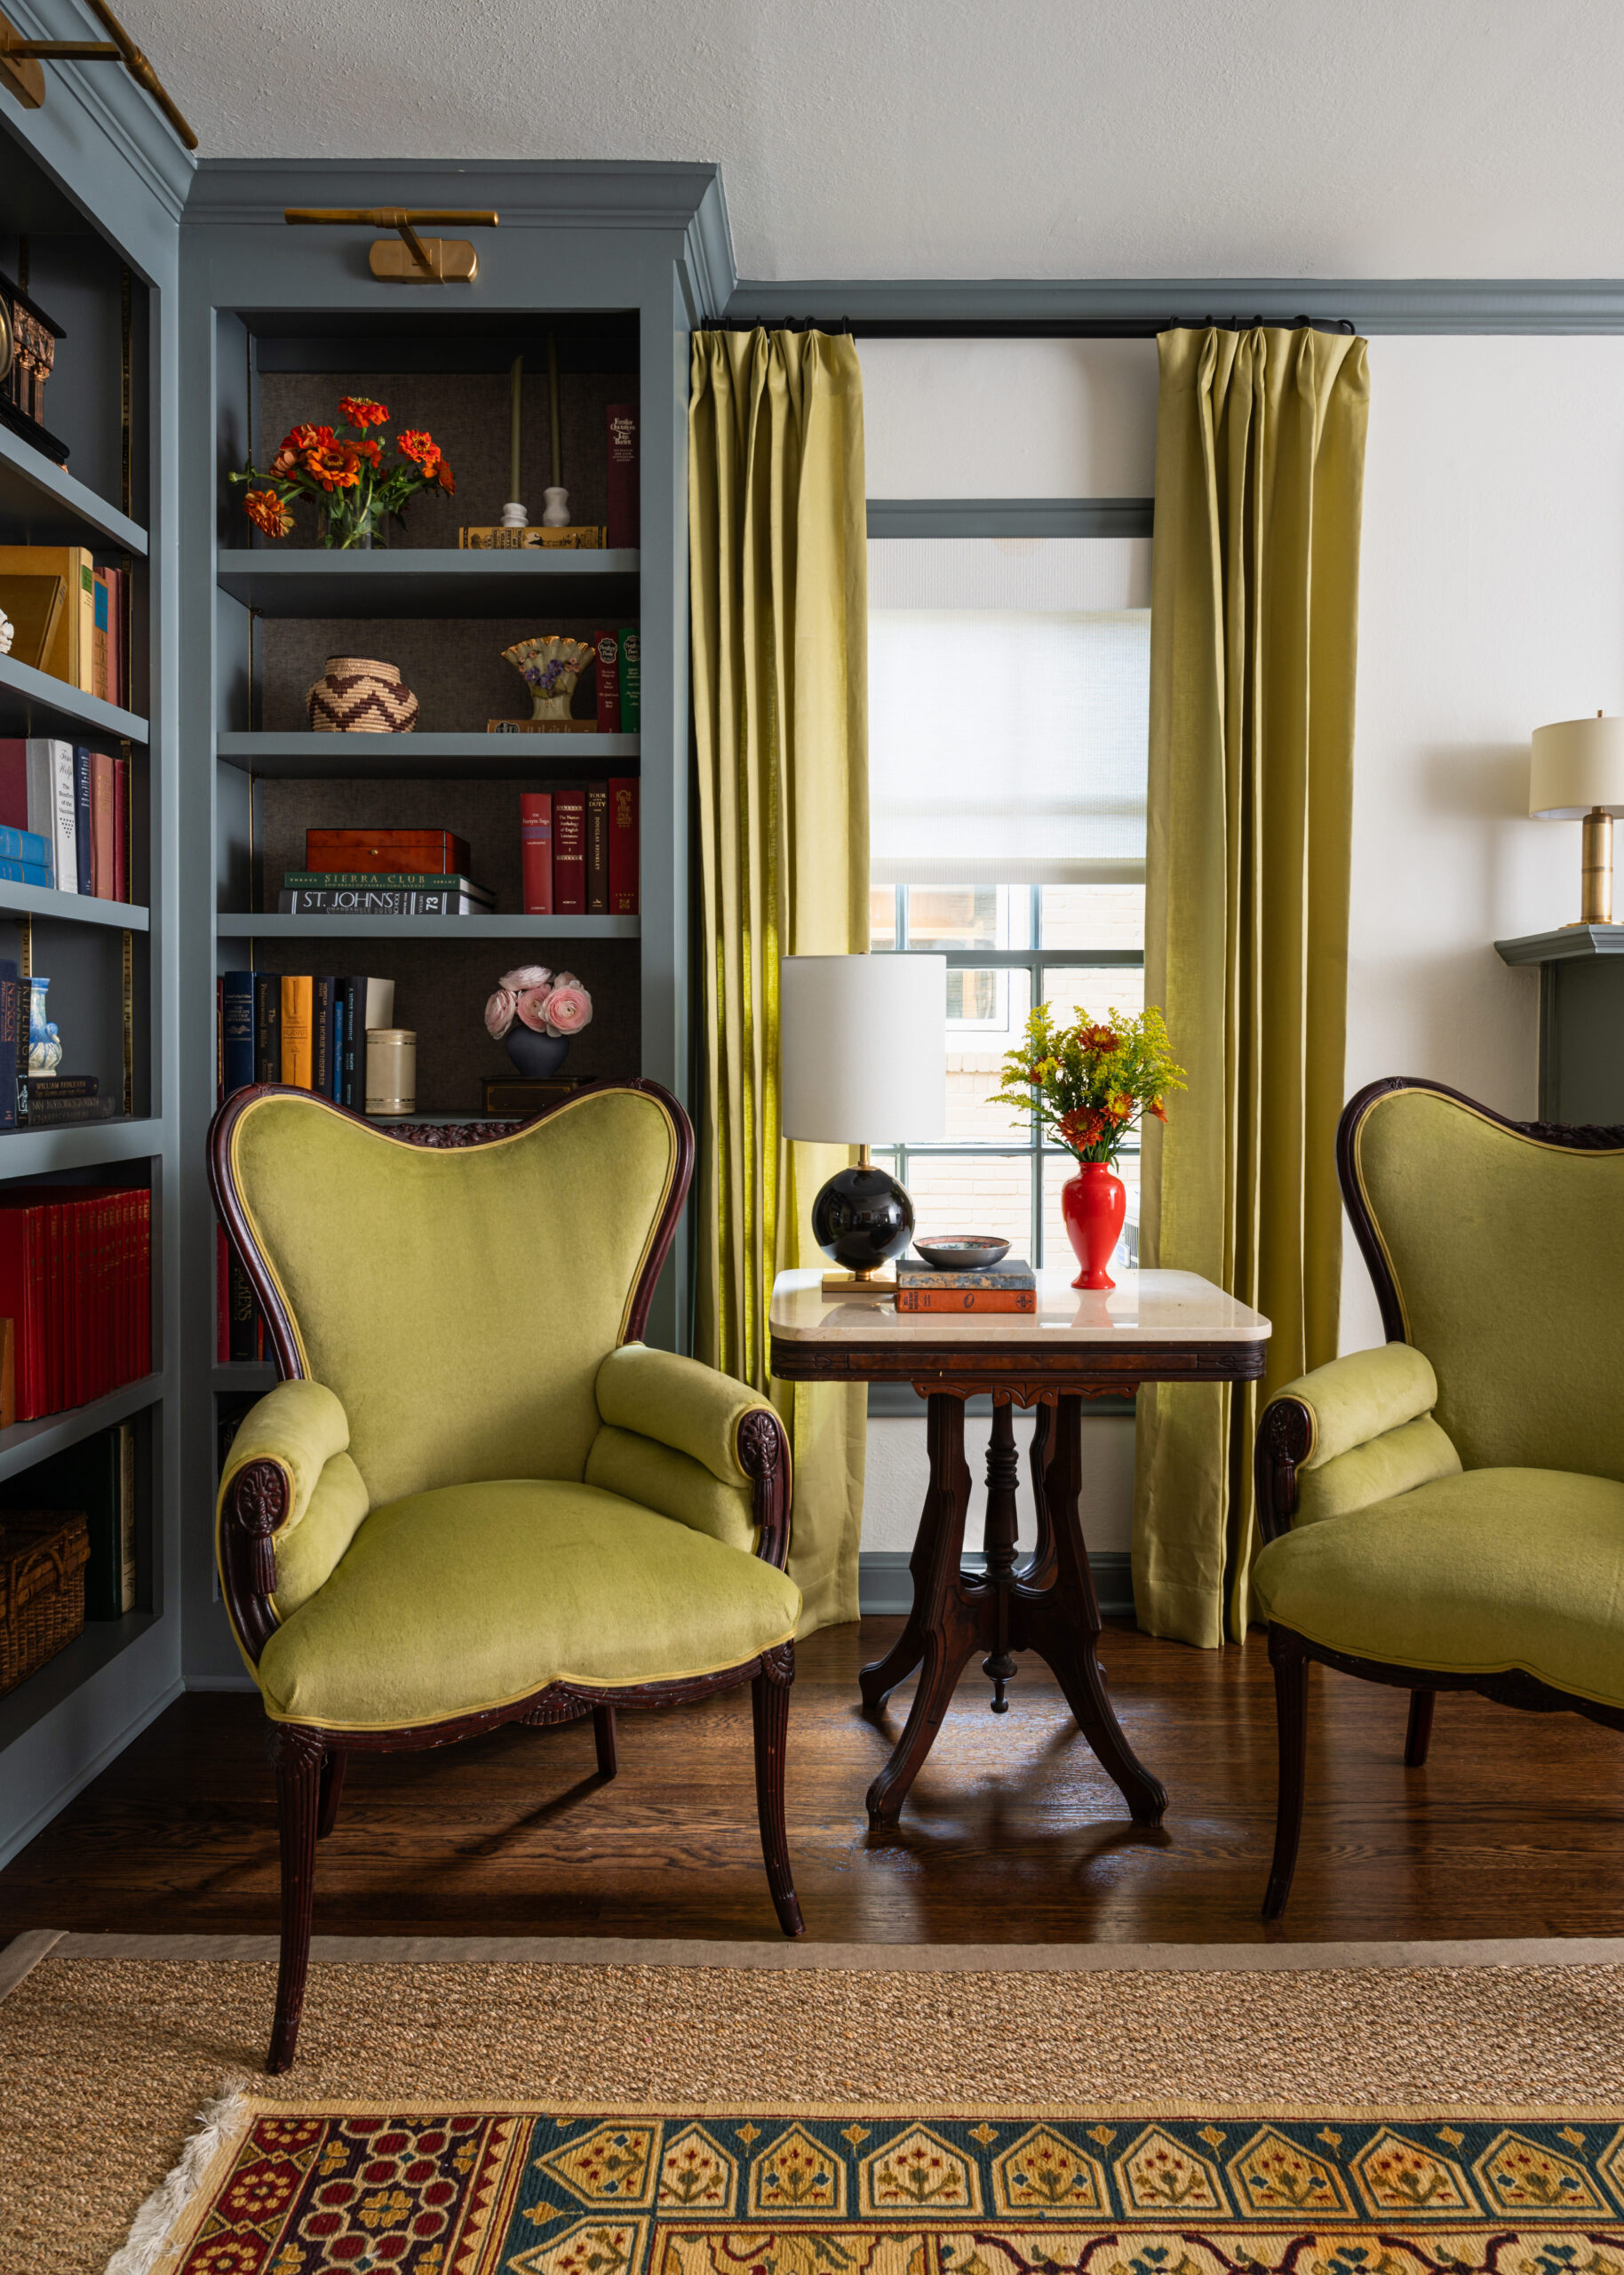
4,0,194,230
723,275,1624,335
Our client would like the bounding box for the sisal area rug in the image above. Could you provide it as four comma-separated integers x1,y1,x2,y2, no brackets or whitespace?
5,1938,1624,2273
129,2095,1624,2275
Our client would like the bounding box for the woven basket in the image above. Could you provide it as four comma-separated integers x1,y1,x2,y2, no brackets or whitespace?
0,1511,90,1698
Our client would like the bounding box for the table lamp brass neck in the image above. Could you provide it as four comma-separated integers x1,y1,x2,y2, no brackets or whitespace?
1581,806,1614,925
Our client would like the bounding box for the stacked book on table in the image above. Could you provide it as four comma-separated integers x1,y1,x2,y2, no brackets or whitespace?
277,828,490,916
895,1257,1037,1314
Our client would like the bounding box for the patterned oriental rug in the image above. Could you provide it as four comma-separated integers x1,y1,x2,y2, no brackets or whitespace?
140,2100,1624,2275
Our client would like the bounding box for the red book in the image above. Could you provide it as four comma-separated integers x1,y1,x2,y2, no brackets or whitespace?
519,792,553,914
593,630,621,732
135,1189,151,1377
0,1200,44,1417
91,748,115,898
605,403,639,549
894,1288,1038,1313
108,567,125,710
0,738,26,831
113,753,128,901
608,777,639,914
585,783,609,914
553,790,586,914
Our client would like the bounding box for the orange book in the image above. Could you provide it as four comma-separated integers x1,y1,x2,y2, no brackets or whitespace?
279,976,314,1089
91,747,115,897
894,1289,1037,1313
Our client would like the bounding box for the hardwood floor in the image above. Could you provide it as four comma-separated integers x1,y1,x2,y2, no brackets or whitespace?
3,1618,1622,1945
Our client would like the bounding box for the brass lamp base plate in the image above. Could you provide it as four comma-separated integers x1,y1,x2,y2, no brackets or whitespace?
821,1268,896,1301
369,237,479,282
0,13,45,106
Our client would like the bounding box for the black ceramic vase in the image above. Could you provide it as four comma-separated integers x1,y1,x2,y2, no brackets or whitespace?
810,1161,914,1273
506,1027,569,1078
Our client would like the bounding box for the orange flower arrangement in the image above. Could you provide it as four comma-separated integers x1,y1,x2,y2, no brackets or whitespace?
229,399,455,548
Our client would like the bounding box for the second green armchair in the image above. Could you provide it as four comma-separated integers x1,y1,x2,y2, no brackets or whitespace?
210,1079,803,2073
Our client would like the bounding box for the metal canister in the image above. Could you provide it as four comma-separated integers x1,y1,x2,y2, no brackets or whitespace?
365,1028,417,1117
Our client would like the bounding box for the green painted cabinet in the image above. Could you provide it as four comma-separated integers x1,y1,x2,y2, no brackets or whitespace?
1496,927,1624,1124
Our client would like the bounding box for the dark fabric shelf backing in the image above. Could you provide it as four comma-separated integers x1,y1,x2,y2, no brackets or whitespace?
253,371,636,549
241,936,640,1115
257,617,614,735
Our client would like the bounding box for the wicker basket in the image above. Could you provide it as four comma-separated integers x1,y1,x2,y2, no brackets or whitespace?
0,1511,90,1698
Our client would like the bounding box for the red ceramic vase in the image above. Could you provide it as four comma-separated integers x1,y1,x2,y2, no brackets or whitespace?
1061,1161,1126,1290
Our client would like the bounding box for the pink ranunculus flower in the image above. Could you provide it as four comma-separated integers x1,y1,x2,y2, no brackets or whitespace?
513,986,555,1033
498,963,552,993
543,981,593,1037
483,986,516,1039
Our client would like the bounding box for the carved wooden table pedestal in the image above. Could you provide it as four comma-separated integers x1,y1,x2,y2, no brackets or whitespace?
770,1266,1271,1831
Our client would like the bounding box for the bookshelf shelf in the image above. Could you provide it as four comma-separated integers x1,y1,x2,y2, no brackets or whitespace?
215,731,641,781
0,1117,163,1177
0,653,147,746
0,1610,163,1755
0,425,149,558
0,882,148,931
0,1372,164,1489
215,548,641,619
219,913,641,940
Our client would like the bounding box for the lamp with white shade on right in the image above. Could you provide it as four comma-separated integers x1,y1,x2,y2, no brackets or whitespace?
1530,712,1624,926
779,953,946,1297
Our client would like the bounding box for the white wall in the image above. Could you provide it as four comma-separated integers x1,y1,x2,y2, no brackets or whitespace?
858,331,1624,1557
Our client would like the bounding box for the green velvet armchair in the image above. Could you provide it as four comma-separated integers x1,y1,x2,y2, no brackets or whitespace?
209,1080,803,2071
1253,1077,1624,1918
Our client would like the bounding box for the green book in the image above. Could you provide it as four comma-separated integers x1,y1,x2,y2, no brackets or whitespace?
617,627,641,735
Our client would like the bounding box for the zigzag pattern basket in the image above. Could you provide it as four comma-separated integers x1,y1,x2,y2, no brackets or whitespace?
0,1510,90,1697
306,656,419,734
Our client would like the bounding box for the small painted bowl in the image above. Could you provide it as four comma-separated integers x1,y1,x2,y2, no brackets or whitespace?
913,1235,1011,1271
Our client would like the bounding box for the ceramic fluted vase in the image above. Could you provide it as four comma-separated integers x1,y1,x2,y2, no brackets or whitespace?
306,656,418,734
1061,1161,1126,1290
501,635,594,722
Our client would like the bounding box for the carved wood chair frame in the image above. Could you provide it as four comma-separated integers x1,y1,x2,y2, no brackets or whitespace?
209,1078,800,2071
1255,1074,1624,1920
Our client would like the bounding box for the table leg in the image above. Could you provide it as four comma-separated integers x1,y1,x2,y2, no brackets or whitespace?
981,1395,1021,1712
864,1392,980,1828
1015,1393,1167,1825
1024,1397,1057,1592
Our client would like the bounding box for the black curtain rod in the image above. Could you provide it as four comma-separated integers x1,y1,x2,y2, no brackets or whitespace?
706,313,1356,339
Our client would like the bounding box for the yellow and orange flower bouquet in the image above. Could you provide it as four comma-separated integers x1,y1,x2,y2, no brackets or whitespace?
228,395,454,550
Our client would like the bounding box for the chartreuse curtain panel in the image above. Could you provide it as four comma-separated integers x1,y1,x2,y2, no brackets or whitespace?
1135,325,1370,1648
689,328,870,1634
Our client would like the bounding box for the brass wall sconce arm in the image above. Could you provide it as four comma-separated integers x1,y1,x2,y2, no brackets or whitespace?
284,208,499,283
0,0,197,150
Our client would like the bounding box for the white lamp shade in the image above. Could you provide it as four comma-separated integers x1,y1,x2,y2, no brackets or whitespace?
779,954,946,1145
1530,714,1624,818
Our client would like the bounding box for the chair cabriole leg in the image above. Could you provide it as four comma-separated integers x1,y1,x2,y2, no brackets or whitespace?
316,1748,346,1840
1404,1687,1436,1768
1262,1624,1309,1922
593,1704,618,1781
268,1723,324,2072
752,1646,803,1936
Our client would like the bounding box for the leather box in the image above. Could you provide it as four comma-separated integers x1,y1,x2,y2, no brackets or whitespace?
305,828,473,878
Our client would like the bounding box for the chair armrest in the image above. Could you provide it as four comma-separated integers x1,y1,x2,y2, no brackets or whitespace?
1254,1343,1445,1543
594,1345,791,1566
217,1380,355,1659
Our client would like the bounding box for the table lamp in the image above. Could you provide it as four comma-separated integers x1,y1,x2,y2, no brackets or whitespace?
779,953,946,1297
1530,712,1624,924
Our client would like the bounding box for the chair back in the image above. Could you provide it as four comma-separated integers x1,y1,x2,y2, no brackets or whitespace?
211,1082,690,1509
1341,1079,1624,1479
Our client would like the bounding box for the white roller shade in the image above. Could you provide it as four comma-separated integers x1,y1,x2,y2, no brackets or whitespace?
868,537,1150,887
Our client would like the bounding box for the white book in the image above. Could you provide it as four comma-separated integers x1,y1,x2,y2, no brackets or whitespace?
22,740,57,886
27,738,76,893
364,977,395,1030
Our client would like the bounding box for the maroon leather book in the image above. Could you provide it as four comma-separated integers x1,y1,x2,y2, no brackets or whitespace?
112,754,128,901
593,629,621,732
605,403,639,549
520,791,553,914
553,790,586,914
608,778,638,914
585,783,609,914
0,738,26,832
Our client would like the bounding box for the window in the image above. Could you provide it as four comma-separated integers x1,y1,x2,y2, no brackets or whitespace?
868,529,1150,1273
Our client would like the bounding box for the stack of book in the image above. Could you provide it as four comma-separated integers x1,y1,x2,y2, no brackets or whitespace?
277,828,490,917
218,972,395,1106
0,546,131,708
521,779,638,914
895,1257,1038,1314
0,957,109,1132
0,738,133,898
0,1185,152,1418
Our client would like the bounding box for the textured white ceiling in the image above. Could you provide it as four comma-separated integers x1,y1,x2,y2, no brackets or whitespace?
123,0,1624,281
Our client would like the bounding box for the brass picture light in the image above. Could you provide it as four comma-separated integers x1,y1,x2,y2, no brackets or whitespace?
0,0,197,150
284,209,499,283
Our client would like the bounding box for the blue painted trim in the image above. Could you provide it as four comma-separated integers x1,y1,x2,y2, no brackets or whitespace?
185,157,726,234
728,275,1624,337
5,0,194,229
859,1547,1134,1620
868,498,1152,539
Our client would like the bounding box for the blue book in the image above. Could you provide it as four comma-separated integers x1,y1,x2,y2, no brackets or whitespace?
220,970,256,1098
72,747,93,897
0,858,54,886
0,826,51,868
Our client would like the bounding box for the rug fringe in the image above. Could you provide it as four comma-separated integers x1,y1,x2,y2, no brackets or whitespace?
104,2083,251,2275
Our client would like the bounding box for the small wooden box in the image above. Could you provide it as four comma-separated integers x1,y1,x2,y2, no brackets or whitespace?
480,1078,579,1118
305,828,473,878
0,1511,90,1697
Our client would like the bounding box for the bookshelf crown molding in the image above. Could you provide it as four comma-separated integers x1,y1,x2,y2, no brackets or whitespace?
4,0,194,229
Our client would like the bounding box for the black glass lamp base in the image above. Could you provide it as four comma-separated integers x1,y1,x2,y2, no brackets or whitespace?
810,1161,913,1296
